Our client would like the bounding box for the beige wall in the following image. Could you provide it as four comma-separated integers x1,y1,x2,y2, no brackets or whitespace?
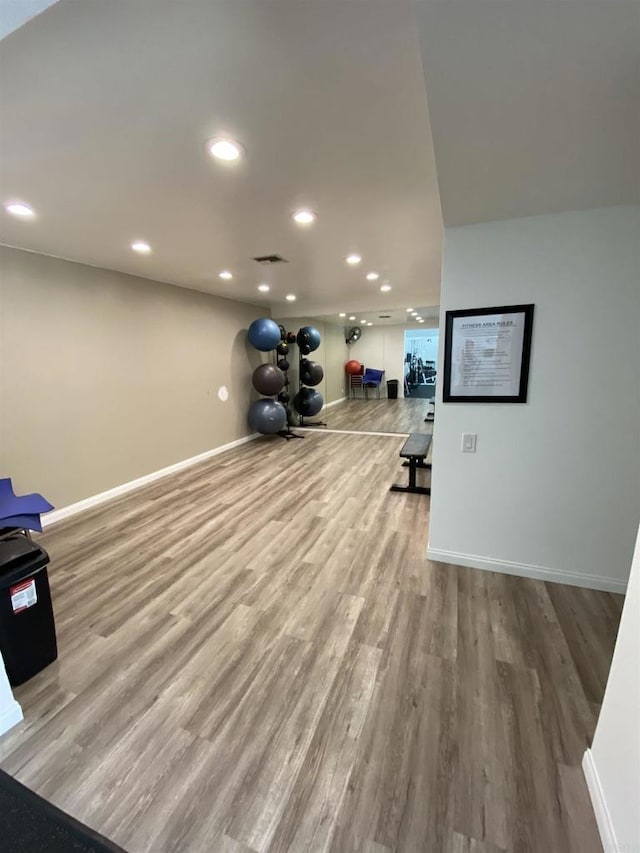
0,247,264,508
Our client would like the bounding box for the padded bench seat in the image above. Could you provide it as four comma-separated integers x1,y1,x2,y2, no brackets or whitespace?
390,433,432,495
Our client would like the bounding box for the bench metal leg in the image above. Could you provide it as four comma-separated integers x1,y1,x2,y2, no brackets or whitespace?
390,457,431,495
402,460,431,470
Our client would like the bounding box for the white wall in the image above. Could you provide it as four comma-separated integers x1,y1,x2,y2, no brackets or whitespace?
585,524,640,852
349,325,404,396
0,653,23,737
405,328,439,362
323,322,350,403
429,206,640,592
348,324,424,397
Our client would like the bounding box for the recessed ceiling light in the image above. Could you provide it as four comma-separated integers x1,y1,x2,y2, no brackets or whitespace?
207,137,244,162
339,312,346,317
406,307,413,312
418,319,425,323
286,294,296,302
367,322,373,326
380,284,391,292
346,254,361,265
4,201,35,218
349,315,356,321
258,283,270,292
411,312,418,317
360,319,367,323
416,316,423,321
292,209,316,226
366,272,379,281
219,270,233,280
131,240,151,254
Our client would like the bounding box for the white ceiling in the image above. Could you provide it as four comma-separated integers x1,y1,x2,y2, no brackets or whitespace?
322,305,440,328
0,0,58,39
412,0,640,227
2,1,637,318
0,0,443,318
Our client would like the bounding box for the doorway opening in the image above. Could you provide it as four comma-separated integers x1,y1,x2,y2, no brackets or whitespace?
404,328,438,398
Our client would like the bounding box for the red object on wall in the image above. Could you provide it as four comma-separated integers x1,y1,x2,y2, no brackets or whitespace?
345,360,363,375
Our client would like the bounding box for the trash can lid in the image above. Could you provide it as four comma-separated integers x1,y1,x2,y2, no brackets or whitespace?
0,536,49,581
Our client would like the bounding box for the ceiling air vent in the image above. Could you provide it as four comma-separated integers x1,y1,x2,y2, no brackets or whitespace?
253,254,288,265
378,314,391,319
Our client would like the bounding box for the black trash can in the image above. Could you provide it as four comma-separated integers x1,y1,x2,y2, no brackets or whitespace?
387,379,399,399
0,536,57,686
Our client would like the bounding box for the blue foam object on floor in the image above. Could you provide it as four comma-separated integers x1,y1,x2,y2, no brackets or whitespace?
0,478,54,529
0,514,44,533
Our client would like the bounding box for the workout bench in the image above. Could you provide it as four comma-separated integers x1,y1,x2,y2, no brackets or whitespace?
390,433,432,495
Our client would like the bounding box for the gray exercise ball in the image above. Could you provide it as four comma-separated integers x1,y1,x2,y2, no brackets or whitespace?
252,363,285,396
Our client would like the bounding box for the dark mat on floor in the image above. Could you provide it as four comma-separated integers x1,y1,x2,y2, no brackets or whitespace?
0,768,126,852
406,385,436,399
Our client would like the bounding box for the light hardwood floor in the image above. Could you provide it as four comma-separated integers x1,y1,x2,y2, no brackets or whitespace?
0,432,622,853
324,398,432,434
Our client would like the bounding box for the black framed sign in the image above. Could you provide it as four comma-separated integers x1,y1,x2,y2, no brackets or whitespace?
443,304,534,403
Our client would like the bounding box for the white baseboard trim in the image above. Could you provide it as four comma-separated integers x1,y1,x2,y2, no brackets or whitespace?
0,700,23,738
43,433,260,527
298,427,409,438
426,547,627,593
324,397,347,409
582,749,619,853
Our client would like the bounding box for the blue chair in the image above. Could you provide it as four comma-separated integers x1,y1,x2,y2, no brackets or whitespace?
361,368,385,399
0,478,54,533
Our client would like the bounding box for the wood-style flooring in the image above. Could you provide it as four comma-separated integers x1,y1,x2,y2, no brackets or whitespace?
0,432,622,853
324,398,432,434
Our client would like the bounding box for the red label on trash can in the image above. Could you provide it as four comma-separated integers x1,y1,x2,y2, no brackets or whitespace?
10,578,37,614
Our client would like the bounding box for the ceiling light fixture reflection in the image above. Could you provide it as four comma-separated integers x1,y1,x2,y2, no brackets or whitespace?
406,307,413,312
131,240,151,254
346,254,361,265
380,284,391,292
207,137,244,161
418,319,425,323
286,294,296,302
411,312,418,317
4,201,35,218
219,270,233,280
292,209,316,225
367,322,373,326
258,283,270,292
349,315,356,320
339,312,346,317
366,272,379,281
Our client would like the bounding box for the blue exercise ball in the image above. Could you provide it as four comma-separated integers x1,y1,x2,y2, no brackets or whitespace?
248,399,287,434
248,318,281,352
293,387,324,417
299,325,321,353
